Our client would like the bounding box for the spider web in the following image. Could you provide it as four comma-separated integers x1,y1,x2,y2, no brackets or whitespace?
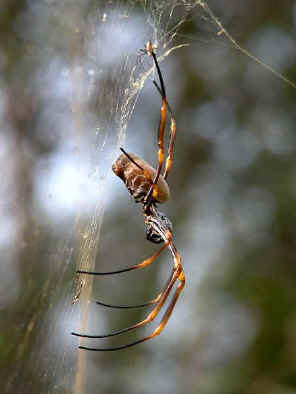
2,1,295,394
2,2,198,394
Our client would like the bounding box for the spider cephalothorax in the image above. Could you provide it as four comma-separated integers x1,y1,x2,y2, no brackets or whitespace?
144,205,173,244
72,41,185,352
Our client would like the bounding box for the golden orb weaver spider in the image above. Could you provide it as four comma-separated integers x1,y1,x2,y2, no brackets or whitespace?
72,42,185,351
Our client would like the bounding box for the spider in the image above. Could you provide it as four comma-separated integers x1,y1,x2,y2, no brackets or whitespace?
72,42,185,351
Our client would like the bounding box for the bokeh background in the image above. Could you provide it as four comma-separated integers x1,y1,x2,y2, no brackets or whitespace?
1,1,296,393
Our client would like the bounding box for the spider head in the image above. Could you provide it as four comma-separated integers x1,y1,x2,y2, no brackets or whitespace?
144,205,173,244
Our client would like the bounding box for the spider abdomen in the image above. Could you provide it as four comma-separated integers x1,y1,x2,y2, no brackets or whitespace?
112,152,170,203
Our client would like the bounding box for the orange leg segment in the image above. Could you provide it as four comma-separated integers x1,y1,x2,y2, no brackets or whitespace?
76,241,169,276
95,266,175,309
144,96,167,205
152,80,177,181
163,117,176,180
73,246,185,351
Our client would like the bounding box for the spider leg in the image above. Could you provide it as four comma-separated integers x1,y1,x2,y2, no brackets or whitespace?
119,147,144,171
153,80,176,181
72,256,180,341
95,298,158,309
76,241,169,276
149,269,185,338
163,116,176,180
95,266,175,309
77,263,185,351
144,47,167,205
148,92,166,200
